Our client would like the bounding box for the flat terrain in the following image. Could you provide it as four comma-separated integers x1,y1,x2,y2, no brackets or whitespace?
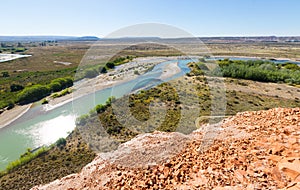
0,39,300,189
1,70,300,190
2,40,300,72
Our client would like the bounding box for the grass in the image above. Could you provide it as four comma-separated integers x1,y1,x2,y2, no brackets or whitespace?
0,131,96,190
51,88,72,99
1,147,49,177
1,59,300,189
0,67,77,109
1,41,300,188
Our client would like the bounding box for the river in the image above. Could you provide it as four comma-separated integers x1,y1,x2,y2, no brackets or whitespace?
0,59,192,170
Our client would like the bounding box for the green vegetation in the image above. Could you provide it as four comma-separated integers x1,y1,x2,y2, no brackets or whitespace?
215,59,300,85
1,60,300,189
0,67,76,109
51,88,72,99
0,42,27,54
17,85,50,104
1,72,9,77
41,98,49,104
0,131,95,190
10,84,24,92
106,62,115,69
56,137,67,147
79,56,134,79
16,77,73,105
1,147,49,176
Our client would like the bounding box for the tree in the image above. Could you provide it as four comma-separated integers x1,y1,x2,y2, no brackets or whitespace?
106,62,115,69
99,66,107,73
17,85,50,104
48,82,62,92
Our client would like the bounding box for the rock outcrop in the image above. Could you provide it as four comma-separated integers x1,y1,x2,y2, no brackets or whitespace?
32,108,300,190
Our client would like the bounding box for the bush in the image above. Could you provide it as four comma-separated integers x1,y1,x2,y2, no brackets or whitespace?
99,66,107,73
105,96,116,106
10,84,24,92
282,63,300,70
1,71,9,77
17,85,50,104
56,138,66,147
95,104,106,113
48,82,61,92
41,99,48,104
215,59,300,85
7,101,15,110
106,62,115,69
51,77,73,89
5,147,48,173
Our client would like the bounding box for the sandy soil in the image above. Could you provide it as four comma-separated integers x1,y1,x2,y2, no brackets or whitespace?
160,61,180,80
225,78,300,100
0,104,32,129
0,57,181,126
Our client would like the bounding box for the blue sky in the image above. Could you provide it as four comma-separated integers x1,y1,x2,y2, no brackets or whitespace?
1,0,300,37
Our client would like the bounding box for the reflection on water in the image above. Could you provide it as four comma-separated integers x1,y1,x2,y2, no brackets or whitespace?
17,115,76,147
0,59,192,170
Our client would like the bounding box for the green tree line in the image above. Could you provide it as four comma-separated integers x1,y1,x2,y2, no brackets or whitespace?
17,77,73,104
213,59,300,85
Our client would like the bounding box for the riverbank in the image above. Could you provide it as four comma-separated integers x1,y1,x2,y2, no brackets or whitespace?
160,61,180,80
0,104,32,129
0,57,179,127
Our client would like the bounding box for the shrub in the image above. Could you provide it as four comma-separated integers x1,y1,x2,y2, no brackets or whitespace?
1,71,9,77
95,104,106,113
7,101,15,110
99,66,107,73
105,96,116,106
17,85,50,104
10,84,24,92
215,59,300,85
56,138,67,147
106,62,115,69
48,82,62,92
51,77,73,89
5,147,48,173
41,99,48,104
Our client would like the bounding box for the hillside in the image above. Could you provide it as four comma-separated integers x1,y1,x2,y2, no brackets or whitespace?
32,107,300,189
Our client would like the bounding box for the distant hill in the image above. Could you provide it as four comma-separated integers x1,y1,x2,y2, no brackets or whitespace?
0,36,100,42
1,35,300,43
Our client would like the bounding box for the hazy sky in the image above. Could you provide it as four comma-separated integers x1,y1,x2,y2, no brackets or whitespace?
1,0,299,37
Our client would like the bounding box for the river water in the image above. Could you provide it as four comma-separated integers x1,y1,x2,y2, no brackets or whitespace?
1,56,297,170
0,59,192,170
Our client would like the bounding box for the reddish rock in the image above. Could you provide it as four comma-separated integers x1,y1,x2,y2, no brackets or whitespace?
32,108,300,190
